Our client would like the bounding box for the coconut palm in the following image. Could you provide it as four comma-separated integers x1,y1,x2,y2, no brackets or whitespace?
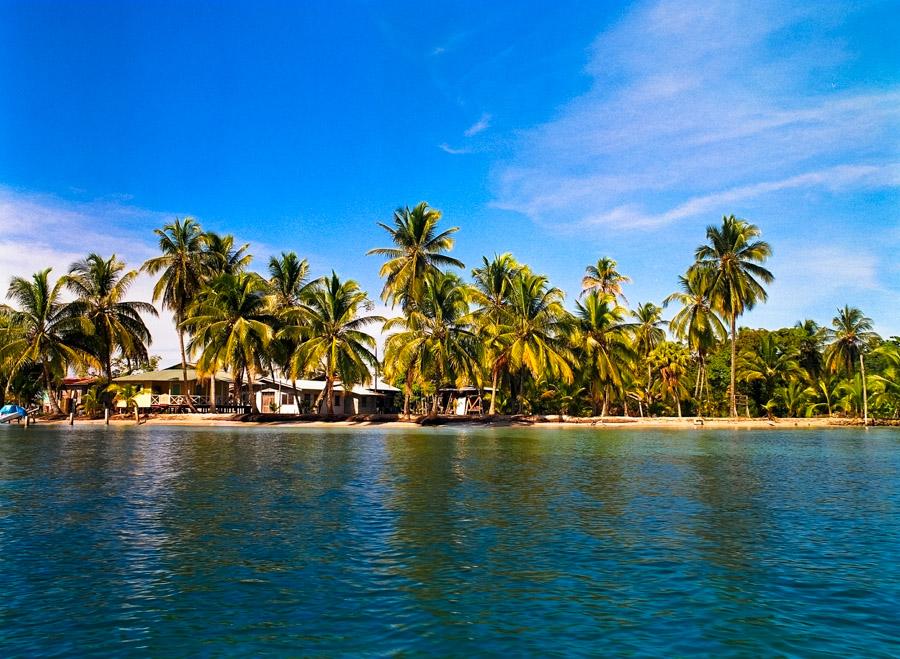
495,272,574,412
691,215,773,417
184,272,274,413
267,251,313,308
736,333,802,398
648,341,691,417
367,202,464,308
469,253,523,413
665,269,726,404
809,374,842,417
2,269,90,413
629,302,667,402
383,271,478,415
581,257,631,302
281,273,383,415
202,231,252,276
574,292,635,415
825,306,879,424
794,319,825,380
774,380,811,418
65,253,157,381
142,217,207,408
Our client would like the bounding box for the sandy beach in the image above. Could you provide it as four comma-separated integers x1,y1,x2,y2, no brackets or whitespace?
26,413,878,430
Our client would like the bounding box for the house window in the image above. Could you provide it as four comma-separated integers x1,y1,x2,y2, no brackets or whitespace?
303,393,312,404
334,395,341,408
281,393,291,405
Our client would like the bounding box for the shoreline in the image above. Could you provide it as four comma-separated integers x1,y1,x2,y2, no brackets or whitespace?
19,414,882,430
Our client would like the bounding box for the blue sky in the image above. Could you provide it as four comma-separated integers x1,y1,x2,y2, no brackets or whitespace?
1,0,898,361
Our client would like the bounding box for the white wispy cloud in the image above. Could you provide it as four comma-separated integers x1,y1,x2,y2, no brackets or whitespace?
464,112,491,137
0,187,281,366
491,0,900,232
438,143,472,155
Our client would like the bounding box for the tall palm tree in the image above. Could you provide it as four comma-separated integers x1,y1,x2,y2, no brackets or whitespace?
383,271,478,415
281,273,384,415
142,217,207,408
65,253,157,381
367,202,464,308
202,232,252,276
581,257,631,302
495,272,574,413
267,251,312,308
184,272,274,413
574,292,635,415
2,269,90,413
469,253,523,413
266,251,315,411
665,269,726,404
690,215,773,417
825,306,879,425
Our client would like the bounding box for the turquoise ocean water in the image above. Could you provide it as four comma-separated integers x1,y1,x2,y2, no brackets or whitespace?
0,425,897,656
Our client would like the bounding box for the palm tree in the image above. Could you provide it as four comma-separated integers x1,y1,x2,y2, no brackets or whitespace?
383,272,478,415
469,253,523,413
495,271,574,413
367,202,464,308
665,269,726,405
65,253,157,381
810,374,842,417
203,231,252,276
266,251,315,411
281,273,383,415
774,380,811,418
574,292,634,416
691,215,773,417
142,217,207,408
736,333,802,401
581,257,631,302
825,306,879,425
794,319,825,379
184,272,274,413
629,302,667,404
267,251,312,308
2,269,90,413
648,341,690,417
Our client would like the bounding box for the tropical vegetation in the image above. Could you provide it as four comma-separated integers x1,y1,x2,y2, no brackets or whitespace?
1,206,898,424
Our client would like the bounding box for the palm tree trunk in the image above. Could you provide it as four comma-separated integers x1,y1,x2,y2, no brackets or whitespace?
247,368,259,413
860,353,869,426
291,379,301,413
431,376,441,416
43,362,62,414
489,366,499,415
676,394,682,418
601,386,609,417
209,375,217,412
325,375,334,415
730,314,738,417
178,328,198,412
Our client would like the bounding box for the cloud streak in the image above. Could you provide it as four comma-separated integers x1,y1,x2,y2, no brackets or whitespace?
464,112,491,137
491,0,900,232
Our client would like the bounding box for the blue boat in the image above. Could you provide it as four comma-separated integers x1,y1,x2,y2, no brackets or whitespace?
0,405,27,423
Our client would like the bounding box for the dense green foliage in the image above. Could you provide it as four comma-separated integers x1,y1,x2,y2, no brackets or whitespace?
1,206,897,421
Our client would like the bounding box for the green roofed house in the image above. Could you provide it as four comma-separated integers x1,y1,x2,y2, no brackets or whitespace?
113,364,399,414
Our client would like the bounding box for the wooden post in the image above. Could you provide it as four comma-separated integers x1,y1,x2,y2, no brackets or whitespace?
24,414,29,428
69,412,74,425
134,407,140,425
104,408,109,425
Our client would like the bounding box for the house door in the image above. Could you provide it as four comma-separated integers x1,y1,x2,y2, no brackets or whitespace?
261,392,275,412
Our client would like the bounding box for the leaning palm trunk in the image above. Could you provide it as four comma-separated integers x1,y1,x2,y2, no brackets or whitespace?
178,328,198,413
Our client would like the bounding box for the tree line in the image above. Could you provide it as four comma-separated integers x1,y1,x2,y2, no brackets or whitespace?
1,203,897,421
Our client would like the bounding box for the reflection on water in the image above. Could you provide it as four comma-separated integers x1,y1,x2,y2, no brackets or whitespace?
0,425,898,655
